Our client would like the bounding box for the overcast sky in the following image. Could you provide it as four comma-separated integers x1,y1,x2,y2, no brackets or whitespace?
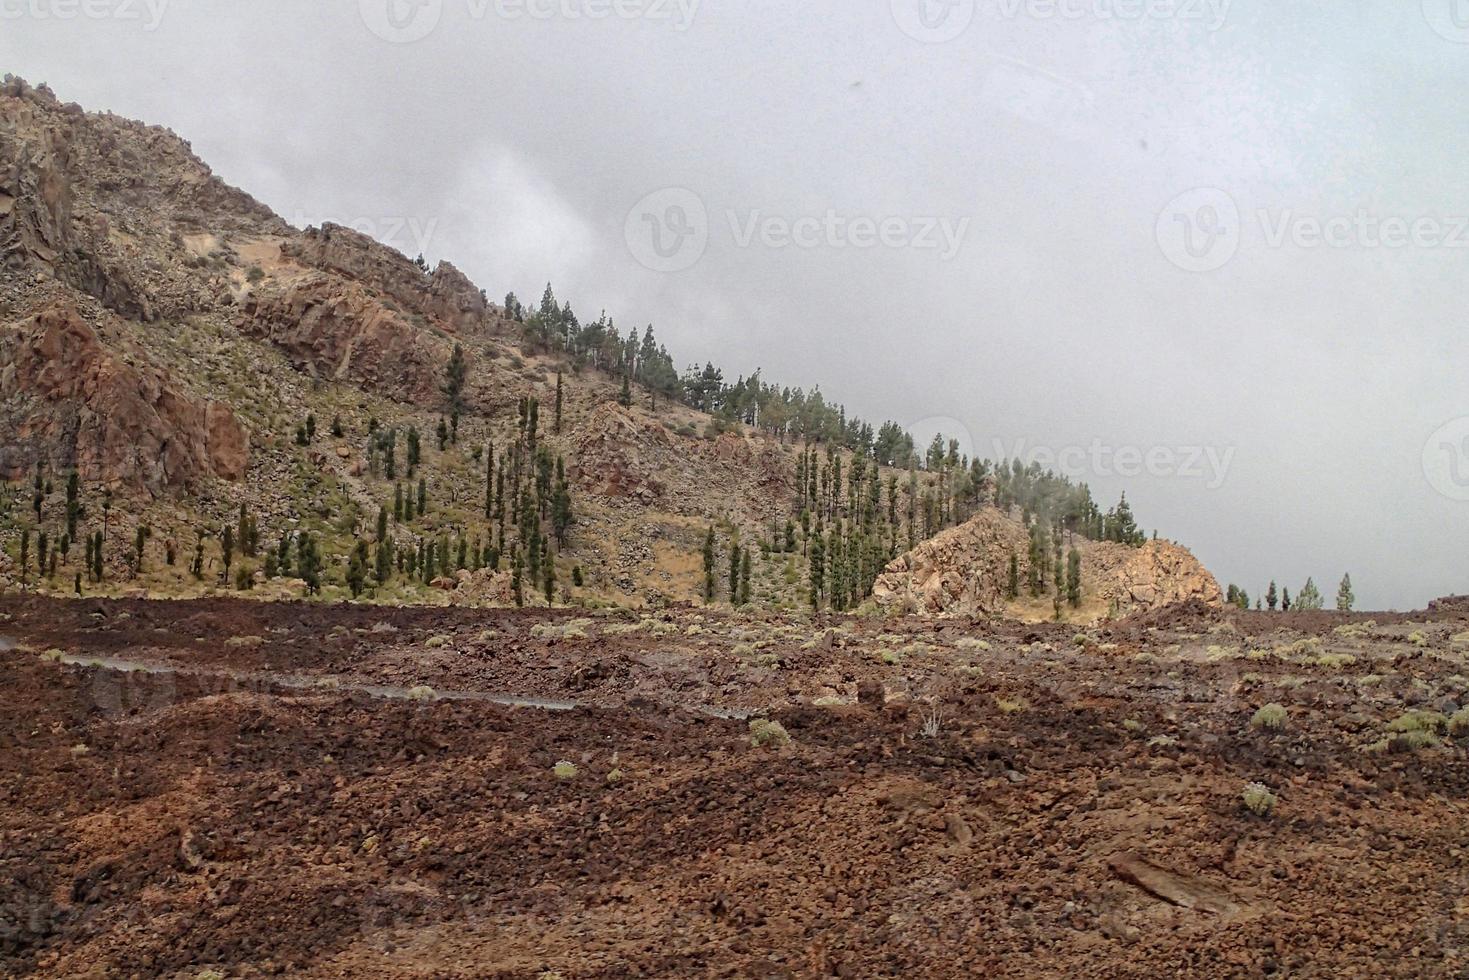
5,0,1467,609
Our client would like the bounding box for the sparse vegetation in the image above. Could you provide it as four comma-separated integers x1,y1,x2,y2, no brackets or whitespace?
1250,703,1288,730
749,718,791,748
553,760,578,780
1241,782,1277,817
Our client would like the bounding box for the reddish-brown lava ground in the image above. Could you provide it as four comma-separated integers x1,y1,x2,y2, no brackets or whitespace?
3,595,1469,977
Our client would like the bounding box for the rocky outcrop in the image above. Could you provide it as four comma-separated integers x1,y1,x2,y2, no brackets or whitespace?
0,301,248,493
572,402,674,503
871,507,1221,619
871,509,1028,616
1089,539,1224,616
235,274,447,400
282,223,492,335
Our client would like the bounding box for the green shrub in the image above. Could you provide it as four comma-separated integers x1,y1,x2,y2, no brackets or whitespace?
1250,703,1288,730
1241,782,1276,817
553,760,578,780
749,718,791,748
1449,708,1469,736
1387,710,1447,734
406,685,436,701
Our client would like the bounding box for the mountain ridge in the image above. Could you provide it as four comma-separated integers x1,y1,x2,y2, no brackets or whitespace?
0,75,1219,621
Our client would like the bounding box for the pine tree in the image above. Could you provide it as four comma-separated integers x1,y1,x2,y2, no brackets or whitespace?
1007,551,1020,600
739,549,751,607
1066,547,1081,608
65,471,79,539
618,373,632,408
376,505,388,542
444,343,467,414
407,427,421,474
1266,580,1278,611
1296,577,1323,611
809,532,825,608
1336,573,1354,612
702,527,716,603
554,371,563,434
221,525,234,584
394,482,404,522
436,417,449,452
544,547,556,604
18,528,29,587
417,477,427,516
1281,587,1292,612
347,540,368,598
729,538,741,603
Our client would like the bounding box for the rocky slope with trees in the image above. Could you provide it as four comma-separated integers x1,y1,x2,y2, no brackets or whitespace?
0,76,1218,621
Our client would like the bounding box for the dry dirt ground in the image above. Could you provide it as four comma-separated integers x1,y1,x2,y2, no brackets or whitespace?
3,596,1469,978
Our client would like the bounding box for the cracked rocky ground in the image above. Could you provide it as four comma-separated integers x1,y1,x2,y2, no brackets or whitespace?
3,595,1468,978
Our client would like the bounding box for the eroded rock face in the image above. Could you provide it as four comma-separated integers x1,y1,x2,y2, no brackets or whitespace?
872,508,1028,617
572,401,673,502
235,274,447,400
282,223,492,335
1090,538,1224,616
871,507,1221,619
0,301,248,493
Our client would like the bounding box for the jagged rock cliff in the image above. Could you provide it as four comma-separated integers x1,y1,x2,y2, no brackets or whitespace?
872,507,1222,619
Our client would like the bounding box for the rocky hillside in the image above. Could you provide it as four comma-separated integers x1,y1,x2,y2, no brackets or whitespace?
0,76,1218,620
872,508,1220,619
